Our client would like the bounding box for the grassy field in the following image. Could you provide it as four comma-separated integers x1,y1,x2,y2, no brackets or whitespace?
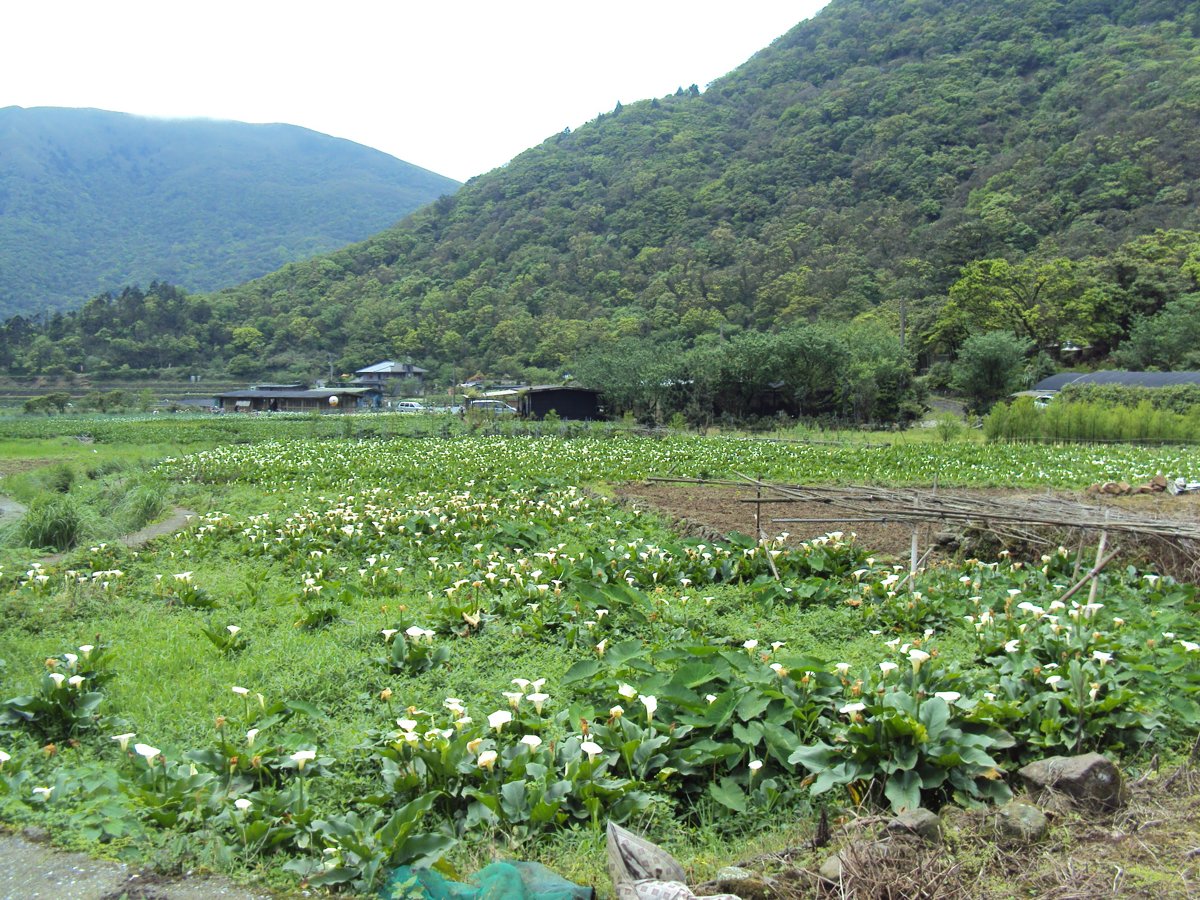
0,415,1197,895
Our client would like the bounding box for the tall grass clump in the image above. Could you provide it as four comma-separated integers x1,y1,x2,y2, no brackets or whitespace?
17,494,85,551
116,482,169,531
44,462,76,493
985,397,1200,443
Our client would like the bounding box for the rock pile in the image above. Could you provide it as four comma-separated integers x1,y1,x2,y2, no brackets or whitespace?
1086,474,1168,495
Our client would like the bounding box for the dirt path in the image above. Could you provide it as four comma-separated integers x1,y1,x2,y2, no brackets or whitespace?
0,495,26,526
0,831,273,899
117,506,198,550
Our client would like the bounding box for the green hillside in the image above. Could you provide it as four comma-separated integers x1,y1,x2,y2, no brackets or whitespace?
0,107,460,317
4,0,1200,388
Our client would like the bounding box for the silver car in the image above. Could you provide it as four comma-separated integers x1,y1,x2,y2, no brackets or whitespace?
468,400,517,415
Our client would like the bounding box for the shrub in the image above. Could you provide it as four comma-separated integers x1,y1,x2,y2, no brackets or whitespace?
934,412,966,442
951,331,1032,415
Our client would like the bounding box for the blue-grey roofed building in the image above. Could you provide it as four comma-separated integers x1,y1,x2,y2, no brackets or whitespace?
354,361,428,388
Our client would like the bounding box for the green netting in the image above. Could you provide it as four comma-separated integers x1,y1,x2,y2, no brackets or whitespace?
381,861,594,900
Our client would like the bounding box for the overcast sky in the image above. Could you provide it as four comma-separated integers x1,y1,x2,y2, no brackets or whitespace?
4,1,829,182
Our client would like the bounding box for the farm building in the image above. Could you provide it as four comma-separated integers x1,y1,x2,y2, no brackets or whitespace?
215,386,381,413
1032,371,1200,394
353,361,428,389
518,386,602,420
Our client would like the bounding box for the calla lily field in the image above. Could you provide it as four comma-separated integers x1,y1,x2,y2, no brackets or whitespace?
0,419,1198,893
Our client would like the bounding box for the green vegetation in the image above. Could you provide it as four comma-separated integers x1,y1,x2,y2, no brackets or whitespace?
0,448,176,558
1059,382,1200,415
1114,293,1200,371
0,107,459,318
0,423,1196,892
14,495,83,552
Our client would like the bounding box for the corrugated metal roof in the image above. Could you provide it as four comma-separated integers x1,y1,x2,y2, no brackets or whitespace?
1033,371,1200,391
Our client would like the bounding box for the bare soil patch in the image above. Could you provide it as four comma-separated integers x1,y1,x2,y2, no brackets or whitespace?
693,767,1200,899
614,480,1200,568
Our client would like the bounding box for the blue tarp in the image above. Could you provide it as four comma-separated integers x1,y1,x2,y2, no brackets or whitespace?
382,861,594,900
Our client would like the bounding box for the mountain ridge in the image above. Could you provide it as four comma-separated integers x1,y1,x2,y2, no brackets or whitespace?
0,106,460,316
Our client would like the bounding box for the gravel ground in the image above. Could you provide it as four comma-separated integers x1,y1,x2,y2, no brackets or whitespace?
0,832,274,899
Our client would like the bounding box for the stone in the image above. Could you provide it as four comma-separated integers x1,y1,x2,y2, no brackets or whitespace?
712,866,774,899
1019,752,1129,811
994,801,1048,843
818,852,845,884
934,531,961,549
886,807,942,844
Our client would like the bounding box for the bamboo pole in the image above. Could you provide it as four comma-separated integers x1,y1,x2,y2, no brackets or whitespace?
1088,524,1109,606
1058,546,1122,605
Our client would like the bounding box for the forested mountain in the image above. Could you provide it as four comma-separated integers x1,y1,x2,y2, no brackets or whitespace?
5,0,1200,391
0,107,459,316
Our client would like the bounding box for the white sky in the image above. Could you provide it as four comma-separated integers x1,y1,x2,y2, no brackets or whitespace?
3,1,829,182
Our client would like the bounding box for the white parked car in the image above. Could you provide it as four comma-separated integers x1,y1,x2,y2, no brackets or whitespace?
395,401,426,413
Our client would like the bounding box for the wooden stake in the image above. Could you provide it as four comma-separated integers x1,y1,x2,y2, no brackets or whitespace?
910,526,919,592
755,478,762,540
